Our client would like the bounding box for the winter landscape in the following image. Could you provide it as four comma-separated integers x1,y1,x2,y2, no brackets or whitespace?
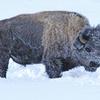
0,0,100,100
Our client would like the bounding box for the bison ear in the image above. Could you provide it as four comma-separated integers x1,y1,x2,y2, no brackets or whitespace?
78,26,91,44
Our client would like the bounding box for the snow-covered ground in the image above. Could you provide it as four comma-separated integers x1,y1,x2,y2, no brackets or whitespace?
0,0,100,100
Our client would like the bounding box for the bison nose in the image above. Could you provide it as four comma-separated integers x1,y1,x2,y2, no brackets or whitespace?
89,61,100,68
88,61,100,71
85,61,100,72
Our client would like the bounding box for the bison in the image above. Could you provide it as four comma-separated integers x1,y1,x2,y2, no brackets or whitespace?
0,11,99,78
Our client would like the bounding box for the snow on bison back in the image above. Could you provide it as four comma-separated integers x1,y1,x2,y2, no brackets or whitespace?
0,11,99,78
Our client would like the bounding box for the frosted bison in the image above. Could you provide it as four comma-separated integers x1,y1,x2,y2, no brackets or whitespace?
0,11,100,78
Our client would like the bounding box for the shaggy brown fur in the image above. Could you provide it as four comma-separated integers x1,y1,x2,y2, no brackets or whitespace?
0,11,90,78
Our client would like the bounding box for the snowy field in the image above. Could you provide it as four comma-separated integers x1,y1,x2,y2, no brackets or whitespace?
1,0,100,100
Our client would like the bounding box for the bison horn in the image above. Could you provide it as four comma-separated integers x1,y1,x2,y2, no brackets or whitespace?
79,34,88,44
78,26,92,44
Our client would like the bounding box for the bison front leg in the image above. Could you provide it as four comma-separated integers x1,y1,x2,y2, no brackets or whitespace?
43,57,63,78
0,48,10,78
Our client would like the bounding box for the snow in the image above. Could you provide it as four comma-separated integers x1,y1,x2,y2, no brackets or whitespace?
0,0,100,100
1,59,100,100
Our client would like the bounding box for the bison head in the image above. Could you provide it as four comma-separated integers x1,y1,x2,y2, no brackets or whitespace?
74,25,100,72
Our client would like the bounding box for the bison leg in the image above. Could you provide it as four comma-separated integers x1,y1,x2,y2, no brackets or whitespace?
0,30,11,78
43,58,63,78
0,48,10,78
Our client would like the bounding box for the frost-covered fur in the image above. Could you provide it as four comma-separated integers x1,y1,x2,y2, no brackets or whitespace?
0,11,90,78
74,25,100,72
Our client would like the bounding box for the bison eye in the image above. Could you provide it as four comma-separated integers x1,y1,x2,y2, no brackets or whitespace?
85,47,91,52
